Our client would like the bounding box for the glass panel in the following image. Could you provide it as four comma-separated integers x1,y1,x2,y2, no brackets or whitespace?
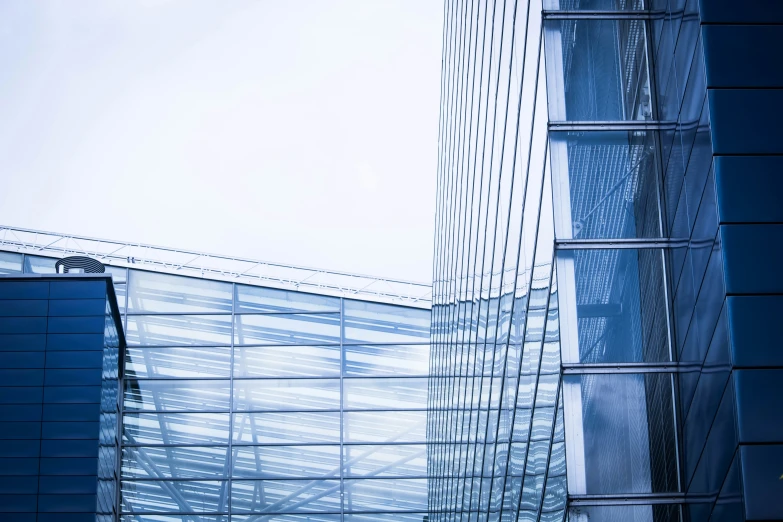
550,131,661,239
105,264,127,283
231,479,341,513
233,412,340,444
544,19,652,120
127,270,232,313
343,300,430,343
125,346,231,378
232,445,340,478
23,254,56,274
121,480,226,513
564,373,679,494
343,444,427,477
344,344,430,376
562,248,669,363
235,284,340,313
122,446,229,479
234,345,340,378
126,315,232,346
233,379,340,411
232,516,339,522
124,379,231,412
121,516,228,522
343,478,428,511
567,504,681,522
0,251,22,274
343,411,427,443
123,413,230,445
343,378,428,410
344,515,429,522
543,0,647,9
234,313,340,346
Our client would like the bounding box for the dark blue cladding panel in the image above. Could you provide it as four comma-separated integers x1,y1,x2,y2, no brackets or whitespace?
0,405,42,421
39,475,97,495
699,0,783,23
721,225,783,294
0,317,47,334
49,280,106,299
0,386,44,403
41,439,99,458
0,369,44,386
39,458,99,476
0,282,48,300
0,300,48,316
703,25,783,88
45,350,104,369
716,156,783,224
38,514,96,522
44,369,103,386
0,441,40,458
734,370,783,443
727,296,783,367
711,452,744,522
46,333,105,351
740,445,783,520
41,422,100,440
0,494,37,512
43,403,101,422
0,458,39,475
38,494,98,512
0,352,45,369
48,298,106,316
0,423,41,439
0,334,46,351
0,476,38,494
709,90,783,154
43,386,101,404
47,316,106,334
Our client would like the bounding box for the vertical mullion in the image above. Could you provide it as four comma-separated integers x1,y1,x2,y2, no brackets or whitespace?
339,297,345,522
227,282,236,520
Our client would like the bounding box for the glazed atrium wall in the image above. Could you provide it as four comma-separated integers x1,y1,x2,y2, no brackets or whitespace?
0,239,431,522
431,0,783,521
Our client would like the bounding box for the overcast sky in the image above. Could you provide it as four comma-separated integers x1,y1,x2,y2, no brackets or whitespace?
0,1,442,283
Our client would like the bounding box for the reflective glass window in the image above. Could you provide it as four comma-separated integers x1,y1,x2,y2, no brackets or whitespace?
550,131,662,240
0,252,22,274
233,379,340,411
126,315,232,346
234,314,340,346
235,284,339,313
564,373,679,494
233,412,340,445
122,413,230,446
230,479,341,513
343,411,427,443
125,346,231,378
127,270,232,313
124,379,231,412
121,480,226,513
122,446,229,479
344,344,430,376
234,345,340,378
232,445,340,478
343,478,427,511
343,378,428,410
343,300,430,343
560,248,669,363
343,444,427,477
23,255,56,274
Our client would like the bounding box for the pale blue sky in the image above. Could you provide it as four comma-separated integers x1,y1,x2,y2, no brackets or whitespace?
0,1,442,283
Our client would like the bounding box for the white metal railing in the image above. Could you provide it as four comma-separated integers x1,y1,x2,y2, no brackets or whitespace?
0,225,432,308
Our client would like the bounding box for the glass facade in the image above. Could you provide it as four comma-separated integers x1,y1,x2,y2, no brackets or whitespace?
0,251,431,521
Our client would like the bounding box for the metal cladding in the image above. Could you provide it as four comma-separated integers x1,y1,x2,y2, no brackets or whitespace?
56,255,106,273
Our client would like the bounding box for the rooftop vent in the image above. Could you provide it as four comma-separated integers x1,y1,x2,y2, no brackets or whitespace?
55,256,105,274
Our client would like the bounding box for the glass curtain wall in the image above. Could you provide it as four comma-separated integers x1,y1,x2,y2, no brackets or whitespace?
430,0,566,520
0,252,431,521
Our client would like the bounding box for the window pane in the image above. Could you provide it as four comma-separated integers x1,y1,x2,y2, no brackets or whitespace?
343,444,427,477
344,344,430,376
121,516,228,522
550,131,661,240
564,373,679,494
127,270,232,313
235,284,339,313
0,251,22,274
234,345,340,378
124,379,231,412
343,478,428,512
23,254,56,274
123,413,230,445
567,505,681,522
344,411,427,443
125,346,231,378
233,379,340,411
121,480,226,513
544,19,652,120
233,412,340,444
234,314,340,346
343,300,430,343
122,446,229,479
126,315,232,346
343,378,428,410
543,0,646,8
231,479,341,513
561,248,669,363
233,445,340,478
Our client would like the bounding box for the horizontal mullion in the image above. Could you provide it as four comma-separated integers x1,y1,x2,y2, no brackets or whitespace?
555,238,687,250
568,493,685,506
549,121,676,131
542,10,660,20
